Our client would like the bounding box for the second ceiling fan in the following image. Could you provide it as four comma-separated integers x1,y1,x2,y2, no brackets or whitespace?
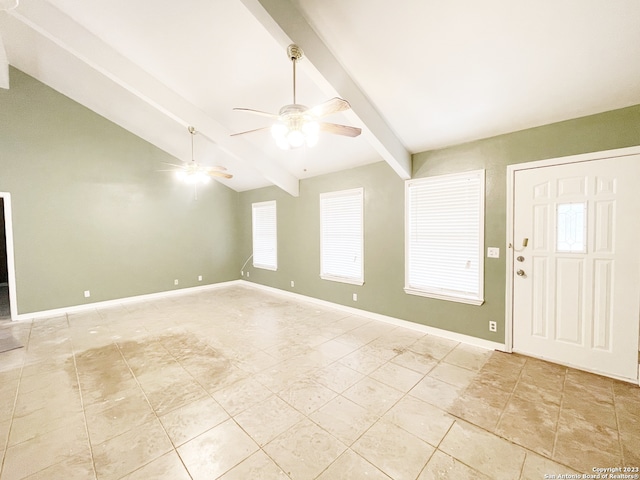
231,44,361,150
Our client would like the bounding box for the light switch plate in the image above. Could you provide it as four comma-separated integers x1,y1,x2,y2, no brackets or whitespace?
487,247,500,258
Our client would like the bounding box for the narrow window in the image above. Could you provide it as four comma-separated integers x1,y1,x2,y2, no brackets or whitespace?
320,188,364,285
405,170,485,305
252,201,277,270
556,202,587,253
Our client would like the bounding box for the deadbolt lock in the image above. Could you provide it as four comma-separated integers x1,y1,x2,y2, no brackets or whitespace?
516,256,525,262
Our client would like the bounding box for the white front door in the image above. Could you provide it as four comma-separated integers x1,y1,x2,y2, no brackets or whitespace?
512,155,640,381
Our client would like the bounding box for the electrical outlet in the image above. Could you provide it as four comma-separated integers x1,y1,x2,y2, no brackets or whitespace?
198,275,202,281
489,321,497,332
84,290,90,298
487,247,500,258
174,279,179,285
246,271,250,278
290,280,295,287
352,293,358,301
241,271,244,276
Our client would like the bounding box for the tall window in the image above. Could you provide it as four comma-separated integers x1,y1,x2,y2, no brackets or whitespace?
252,201,277,271
405,170,485,305
320,188,364,285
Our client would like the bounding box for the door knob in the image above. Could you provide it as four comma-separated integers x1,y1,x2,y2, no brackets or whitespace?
516,269,526,277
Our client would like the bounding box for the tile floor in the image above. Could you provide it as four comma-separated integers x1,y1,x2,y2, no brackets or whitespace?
0,284,638,479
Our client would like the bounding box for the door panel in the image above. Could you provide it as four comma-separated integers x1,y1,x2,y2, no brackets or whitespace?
513,155,640,381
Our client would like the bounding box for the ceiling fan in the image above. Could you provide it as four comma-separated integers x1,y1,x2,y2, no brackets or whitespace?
231,44,361,150
161,126,232,184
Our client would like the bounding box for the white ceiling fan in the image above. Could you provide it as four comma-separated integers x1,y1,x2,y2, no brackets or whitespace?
231,44,361,150
161,126,232,184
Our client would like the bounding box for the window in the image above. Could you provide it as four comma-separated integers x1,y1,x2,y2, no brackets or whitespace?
405,170,485,305
320,188,364,285
252,201,277,270
556,202,587,253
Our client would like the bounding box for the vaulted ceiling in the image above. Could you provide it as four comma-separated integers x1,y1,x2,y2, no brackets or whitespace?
2,0,639,196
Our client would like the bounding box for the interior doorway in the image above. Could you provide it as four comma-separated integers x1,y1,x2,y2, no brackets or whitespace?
0,193,16,321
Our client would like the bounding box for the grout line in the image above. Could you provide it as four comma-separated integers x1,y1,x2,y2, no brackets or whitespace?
550,365,569,461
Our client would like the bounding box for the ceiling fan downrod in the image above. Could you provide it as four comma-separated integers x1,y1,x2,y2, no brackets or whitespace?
287,44,303,105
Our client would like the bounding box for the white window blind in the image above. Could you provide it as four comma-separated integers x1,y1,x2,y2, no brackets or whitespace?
252,201,277,271
320,188,364,285
405,170,485,305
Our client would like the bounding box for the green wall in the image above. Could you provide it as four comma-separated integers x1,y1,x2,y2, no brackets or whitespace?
239,105,640,343
0,68,240,314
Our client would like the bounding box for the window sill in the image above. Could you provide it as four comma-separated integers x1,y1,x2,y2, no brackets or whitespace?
321,274,364,286
404,287,484,306
253,264,277,271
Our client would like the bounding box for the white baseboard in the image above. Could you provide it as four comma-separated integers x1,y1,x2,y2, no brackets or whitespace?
240,280,506,352
11,280,243,322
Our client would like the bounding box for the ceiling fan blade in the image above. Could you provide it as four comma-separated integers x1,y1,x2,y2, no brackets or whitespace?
233,107,278,119
161,161,188,168
209,171,233,179
319,122,362,138
202,165,227,172
309,97,352,118
230,126,271,137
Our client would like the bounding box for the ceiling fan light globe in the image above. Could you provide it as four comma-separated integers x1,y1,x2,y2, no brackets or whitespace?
176,170,187,181
287,129,305,148
271,122,287,139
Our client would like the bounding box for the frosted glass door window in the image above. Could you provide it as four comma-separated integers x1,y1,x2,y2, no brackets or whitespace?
556,202,587,253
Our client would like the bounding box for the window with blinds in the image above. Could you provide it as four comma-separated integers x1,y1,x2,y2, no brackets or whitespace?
320,188,364,285
405,170,485,305
252,200,277,271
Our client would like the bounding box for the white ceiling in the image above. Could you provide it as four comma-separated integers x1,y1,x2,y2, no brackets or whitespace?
1,0,639,195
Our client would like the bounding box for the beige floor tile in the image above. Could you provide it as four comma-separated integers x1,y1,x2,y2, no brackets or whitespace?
159,395,229,446
409,336,458,360
142,377,209,415
561,389,618,429
447,394,504,434
352,418,434,480
519,451,580,480
2,420,90,480
9,409,86,447
22,454,95,480
428,363,477,389
317,449,392,480
218,450,289,479
409,376,464,410
85,393,155,445
211,377,273,416
390,349,438,374
178,418,259,480
442,344,492,372
338,348,388,375
343,377,404,415
553,410,622,472
234,394,304,446
370,362,424,392
417,449,490,480
92,418,173,480
277,378,337,415
312,363,365,394
495,393,559,456
120,451,191,480
263,418,346,480
384,395,455,447
439,420,526,480
310,395,379,445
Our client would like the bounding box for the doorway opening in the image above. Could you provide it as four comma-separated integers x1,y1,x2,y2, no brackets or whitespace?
0,193,16,321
